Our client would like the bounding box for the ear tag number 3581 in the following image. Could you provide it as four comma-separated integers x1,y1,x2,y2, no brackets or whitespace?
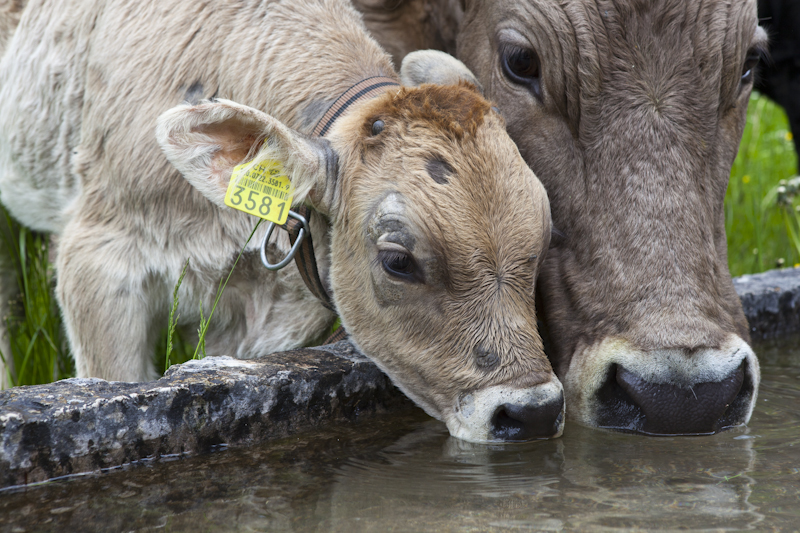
224,160,294,225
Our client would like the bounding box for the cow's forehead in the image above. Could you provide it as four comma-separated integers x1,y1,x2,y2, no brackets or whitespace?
575,0,760,65
500,0,758,37
488,0,760,109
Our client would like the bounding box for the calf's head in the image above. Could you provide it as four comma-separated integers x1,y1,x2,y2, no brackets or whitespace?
457,0,765,434
157,83,562,442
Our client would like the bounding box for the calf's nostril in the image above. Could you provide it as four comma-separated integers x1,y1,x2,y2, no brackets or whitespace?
490,392,564,441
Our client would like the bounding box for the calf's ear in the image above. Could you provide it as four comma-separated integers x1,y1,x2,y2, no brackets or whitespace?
400,50,483,93
156,99,337,214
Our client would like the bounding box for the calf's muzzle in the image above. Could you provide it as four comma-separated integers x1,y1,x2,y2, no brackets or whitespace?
451,380,565,443
491,391,565,441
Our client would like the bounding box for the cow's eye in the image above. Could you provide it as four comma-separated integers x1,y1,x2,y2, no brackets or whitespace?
740,51,760,88
500,45,542,99
380,250,417,281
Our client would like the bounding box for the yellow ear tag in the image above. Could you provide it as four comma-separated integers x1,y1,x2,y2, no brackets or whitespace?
224,159,294,225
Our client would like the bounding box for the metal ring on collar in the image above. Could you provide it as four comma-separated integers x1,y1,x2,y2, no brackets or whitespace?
260,210,309,271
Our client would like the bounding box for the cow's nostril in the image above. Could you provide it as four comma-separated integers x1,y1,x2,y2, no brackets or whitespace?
597,362,750,435
490,393,564,441
595,364,643,431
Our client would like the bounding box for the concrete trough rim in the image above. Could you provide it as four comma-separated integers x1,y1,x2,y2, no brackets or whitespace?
0,342,414,488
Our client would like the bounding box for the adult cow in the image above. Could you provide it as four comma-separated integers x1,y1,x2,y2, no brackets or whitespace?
358,0,766,435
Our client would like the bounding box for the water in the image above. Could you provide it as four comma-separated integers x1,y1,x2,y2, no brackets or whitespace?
2,337,799,532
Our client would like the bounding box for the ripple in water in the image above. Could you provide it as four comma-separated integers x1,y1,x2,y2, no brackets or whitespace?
2,337,799,531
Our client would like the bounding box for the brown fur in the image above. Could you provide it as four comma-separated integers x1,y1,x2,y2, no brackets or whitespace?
328,88,553,398
352,0,462,66
362,82,490,140
334,87,549,396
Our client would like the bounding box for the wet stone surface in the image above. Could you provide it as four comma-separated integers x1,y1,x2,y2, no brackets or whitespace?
0,342,413,488
735,266,800,340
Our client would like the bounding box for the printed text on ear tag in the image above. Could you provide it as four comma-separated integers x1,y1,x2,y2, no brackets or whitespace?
224,159,294,225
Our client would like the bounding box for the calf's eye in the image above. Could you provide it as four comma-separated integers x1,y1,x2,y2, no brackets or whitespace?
371,119,385,136
380,250,417,280
500,45,542,99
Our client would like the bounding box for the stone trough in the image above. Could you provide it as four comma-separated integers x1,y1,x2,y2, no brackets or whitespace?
1,268,799,489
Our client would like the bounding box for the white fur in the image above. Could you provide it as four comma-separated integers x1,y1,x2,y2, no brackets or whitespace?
0,0,393,382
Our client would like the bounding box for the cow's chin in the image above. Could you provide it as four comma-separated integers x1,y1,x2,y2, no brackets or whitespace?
564,335,760,435
439,381,566,444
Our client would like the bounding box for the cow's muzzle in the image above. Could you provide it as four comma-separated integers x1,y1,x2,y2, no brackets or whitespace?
565,335,760,435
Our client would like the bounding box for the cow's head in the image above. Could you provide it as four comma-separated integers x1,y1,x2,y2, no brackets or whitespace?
351,0,463,67
455,0,765,434
157,67,563,442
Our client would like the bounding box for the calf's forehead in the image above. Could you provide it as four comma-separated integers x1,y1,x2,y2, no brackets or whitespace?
327,83,550,272
365,144,549,274
359,105,545,230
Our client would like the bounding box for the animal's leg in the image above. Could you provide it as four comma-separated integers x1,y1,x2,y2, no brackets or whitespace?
56,224,163,382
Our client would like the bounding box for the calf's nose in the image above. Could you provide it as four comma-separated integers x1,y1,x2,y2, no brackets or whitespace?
600,363,746,435
490,392,564,441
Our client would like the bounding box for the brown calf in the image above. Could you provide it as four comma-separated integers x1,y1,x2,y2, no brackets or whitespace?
0,0,561,442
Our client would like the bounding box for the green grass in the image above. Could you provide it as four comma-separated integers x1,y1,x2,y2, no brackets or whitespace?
0,92,796,388
0,211,72,386
725,92,799,276
160,220,262,372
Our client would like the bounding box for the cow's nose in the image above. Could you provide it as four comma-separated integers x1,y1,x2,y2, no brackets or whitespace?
598,363,748,435
490,392,564,441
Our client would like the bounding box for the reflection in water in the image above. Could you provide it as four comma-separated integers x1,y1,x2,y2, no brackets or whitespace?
325,421,762,531
1,337,799,532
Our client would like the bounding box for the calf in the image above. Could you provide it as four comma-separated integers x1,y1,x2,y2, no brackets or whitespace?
359,0,766,435
0,0,561,442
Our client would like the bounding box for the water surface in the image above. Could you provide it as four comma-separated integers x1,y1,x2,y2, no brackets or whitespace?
2,337,799,532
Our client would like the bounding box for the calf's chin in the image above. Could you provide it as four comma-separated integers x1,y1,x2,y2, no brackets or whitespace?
356,348,566,443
